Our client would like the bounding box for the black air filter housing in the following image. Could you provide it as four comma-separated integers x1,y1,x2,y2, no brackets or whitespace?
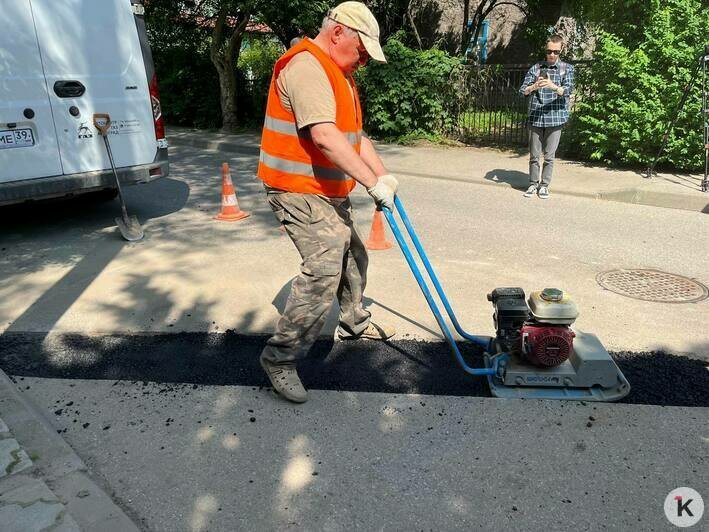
487,288,530,351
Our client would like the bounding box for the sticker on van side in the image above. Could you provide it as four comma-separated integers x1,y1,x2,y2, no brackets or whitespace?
77,120,141,140
111,119,142,135
78,122,93,139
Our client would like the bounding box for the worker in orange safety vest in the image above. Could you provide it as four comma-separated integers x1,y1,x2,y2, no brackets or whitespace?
257,2,399,403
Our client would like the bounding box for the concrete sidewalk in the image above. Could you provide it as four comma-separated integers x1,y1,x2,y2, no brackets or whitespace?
167,126,709,214
0,369,139,531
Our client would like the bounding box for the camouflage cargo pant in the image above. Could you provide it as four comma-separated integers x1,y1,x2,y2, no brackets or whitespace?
262,191,371,364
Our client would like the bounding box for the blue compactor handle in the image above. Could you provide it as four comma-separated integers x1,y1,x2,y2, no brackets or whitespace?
382,196,499,377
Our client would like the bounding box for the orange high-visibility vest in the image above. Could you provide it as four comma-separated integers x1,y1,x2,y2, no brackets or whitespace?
257,38,363,197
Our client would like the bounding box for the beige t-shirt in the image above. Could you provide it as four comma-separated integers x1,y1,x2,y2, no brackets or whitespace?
267,52,357,195
276,52,353,129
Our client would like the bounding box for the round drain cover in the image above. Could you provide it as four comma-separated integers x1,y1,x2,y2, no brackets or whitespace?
596,269,708,303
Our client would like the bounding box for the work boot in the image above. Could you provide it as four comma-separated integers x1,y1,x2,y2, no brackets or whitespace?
260,356,308,403
523,184,538,197
538,186,550,199
337,321,396,341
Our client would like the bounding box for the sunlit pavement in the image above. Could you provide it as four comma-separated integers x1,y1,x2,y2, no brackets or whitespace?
0,143,707,530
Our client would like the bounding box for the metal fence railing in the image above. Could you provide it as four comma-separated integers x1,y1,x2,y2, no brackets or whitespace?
446,62,590,147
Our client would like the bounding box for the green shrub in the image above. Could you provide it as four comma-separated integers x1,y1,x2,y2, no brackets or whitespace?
568,0,708,170
152,37,284,129
153,46,223,129
358,36,462,140
237,38,284,123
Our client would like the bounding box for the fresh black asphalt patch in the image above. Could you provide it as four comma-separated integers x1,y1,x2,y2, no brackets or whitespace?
0,332,706,407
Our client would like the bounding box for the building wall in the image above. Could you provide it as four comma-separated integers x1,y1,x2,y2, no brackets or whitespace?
428,1,592,63
431,0,528,60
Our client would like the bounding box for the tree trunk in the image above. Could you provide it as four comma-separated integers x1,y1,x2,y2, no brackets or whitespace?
217,67,239,132
463,1,529,58
461,0,471,54
462,0,489,56
210,8,249,133
407,0,423,49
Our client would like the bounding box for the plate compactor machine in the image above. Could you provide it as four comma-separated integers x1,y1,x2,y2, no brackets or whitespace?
382,196,630,402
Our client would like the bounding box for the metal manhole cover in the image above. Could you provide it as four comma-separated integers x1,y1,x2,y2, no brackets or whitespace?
596,269,709,303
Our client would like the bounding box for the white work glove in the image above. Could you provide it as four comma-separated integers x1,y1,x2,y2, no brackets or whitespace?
377,174,399,194
367,177,395,211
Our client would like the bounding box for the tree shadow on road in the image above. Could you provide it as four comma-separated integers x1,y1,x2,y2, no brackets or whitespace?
0,148,285,374
2,147,708,409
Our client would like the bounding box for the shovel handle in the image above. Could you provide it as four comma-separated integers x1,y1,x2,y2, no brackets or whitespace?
93,113,111,136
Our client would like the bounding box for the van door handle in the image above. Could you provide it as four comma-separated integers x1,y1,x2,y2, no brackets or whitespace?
53,80,86,98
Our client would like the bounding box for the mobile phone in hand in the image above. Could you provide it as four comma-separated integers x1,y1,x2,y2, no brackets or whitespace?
539,68,549,80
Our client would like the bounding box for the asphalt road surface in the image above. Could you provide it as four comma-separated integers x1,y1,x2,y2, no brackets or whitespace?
1,144,707,531
1,333,707,408
3,331,708,531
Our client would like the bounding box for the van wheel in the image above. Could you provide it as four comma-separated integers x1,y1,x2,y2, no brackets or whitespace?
92,188,119,201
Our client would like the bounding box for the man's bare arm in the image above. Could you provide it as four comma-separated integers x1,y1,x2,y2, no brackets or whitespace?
309,122,378,188
359,135,387,177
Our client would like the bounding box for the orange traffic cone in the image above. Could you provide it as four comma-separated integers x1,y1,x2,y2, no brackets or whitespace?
365,208,393,250
215,163,250,221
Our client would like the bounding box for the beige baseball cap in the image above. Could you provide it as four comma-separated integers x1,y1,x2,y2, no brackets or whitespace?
328,2,386,63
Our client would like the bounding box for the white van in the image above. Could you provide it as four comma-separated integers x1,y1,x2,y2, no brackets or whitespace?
0,0,168,206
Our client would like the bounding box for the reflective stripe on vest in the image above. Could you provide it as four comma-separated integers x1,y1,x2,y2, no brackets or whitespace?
259,151,349,181
263,116,361,145
257,38,362,197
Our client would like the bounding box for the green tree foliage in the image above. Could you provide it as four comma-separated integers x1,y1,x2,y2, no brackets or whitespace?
145,0,253,131
146,0,336,130
154,48,223,129
238,39,283,84
366,0,407,38
575,0,659,50
237,38,284,121
145,0,223,128
358,35,461,139
257,0,333,45
568,0,708,170
367,0,419,46
520,0,565,59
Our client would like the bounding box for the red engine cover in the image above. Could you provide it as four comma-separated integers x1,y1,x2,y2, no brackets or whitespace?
520,325,575,367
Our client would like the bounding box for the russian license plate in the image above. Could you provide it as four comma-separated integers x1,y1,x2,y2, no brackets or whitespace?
0,128,35,149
